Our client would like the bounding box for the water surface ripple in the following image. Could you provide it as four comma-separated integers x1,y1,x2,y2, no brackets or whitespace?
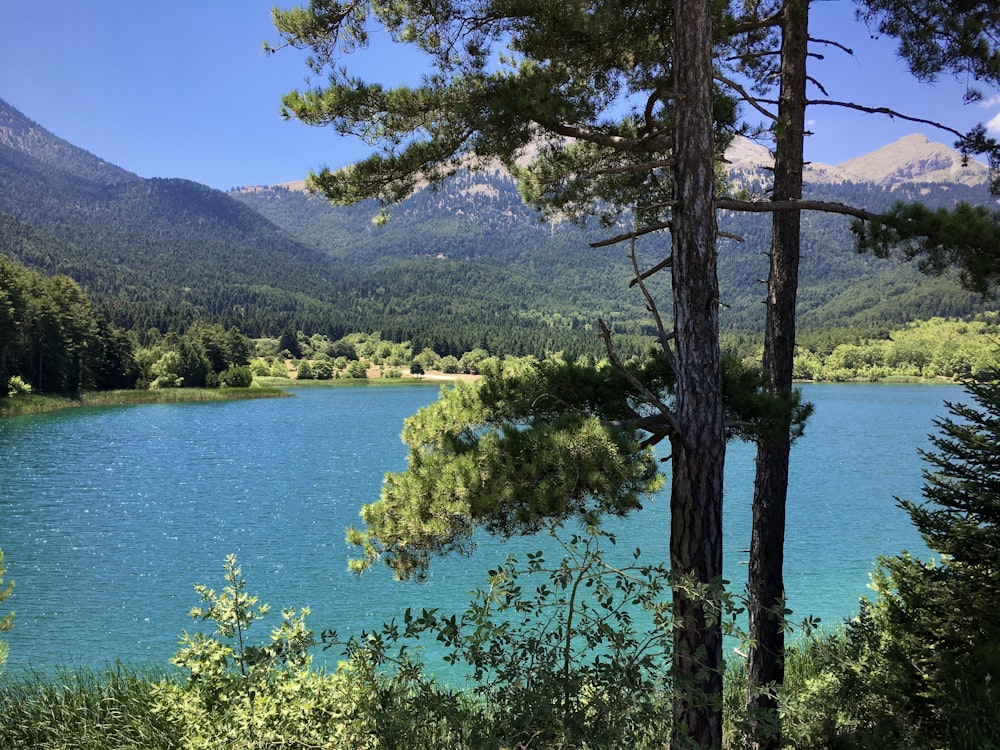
0,383,960,673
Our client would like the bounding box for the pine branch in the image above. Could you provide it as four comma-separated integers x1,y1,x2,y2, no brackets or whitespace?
805,100,967,140
716,197,874,220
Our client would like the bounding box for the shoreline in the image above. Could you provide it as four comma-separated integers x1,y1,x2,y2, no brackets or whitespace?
0,386,290,419
2,372,954,420
0,371,478,419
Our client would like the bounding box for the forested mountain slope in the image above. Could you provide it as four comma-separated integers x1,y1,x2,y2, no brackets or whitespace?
0,100,359,337
233,136,994,338
1,95,993,358
0,99,644,357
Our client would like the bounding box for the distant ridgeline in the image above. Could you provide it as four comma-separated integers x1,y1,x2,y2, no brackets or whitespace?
232,136,995,343
0,95,995,362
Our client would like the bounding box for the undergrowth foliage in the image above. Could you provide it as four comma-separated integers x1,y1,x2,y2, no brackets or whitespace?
148,532,756,749
329,524,754,749
0,664,177,750
151,554,348,749
0,536,848,748
0,547,12,670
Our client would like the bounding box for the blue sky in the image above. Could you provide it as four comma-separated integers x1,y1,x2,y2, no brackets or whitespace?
2,1,997,192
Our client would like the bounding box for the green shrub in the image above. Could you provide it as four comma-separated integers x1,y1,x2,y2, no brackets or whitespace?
6,375,32,397
338,525,689,749
220,365,254,388
154,554,479,748
345,360,368,378
312,359,335,380
152,555,341,748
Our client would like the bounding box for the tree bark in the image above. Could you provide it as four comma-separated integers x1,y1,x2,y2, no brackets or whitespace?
671,0,726,744
746,0,808,747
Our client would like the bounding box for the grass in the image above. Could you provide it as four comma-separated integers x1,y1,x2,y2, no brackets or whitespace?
0,385,290,419
0,664,179,749
0,660,722,749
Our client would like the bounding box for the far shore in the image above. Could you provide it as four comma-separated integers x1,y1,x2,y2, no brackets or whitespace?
0,370,478,419
0,386,289,419
3,369,954,420
269,360,480,383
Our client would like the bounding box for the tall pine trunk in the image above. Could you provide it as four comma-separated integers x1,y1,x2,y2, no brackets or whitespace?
671,0,726,744
746,1,808,746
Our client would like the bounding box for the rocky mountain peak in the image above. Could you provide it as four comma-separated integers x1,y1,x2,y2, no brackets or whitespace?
837,133,987,187
723,133,990,189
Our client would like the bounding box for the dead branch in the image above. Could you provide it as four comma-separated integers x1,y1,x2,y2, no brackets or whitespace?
806,100,966,140
628,236,676,370
590,220,672,248
809,37,854,56
716,197,874,220
597,319,680,438
715,73,779,121
629,255,673,286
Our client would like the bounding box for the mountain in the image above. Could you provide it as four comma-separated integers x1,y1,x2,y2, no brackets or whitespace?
0,99,366,337
837,134,989,187
231,135,995,334
0,94,994,358
0,99,643,356
725,133,992,188
0,100,132,186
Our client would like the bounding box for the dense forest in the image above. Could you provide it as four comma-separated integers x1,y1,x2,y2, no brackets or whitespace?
231,166,994,338
0,252,133,394
5,234,995,400
0,252,264,396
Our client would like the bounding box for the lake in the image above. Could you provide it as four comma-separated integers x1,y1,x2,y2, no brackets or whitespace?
0,381,962,675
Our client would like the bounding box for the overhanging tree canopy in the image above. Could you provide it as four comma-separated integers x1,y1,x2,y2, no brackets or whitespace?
270,1,998,745
272,1,741,743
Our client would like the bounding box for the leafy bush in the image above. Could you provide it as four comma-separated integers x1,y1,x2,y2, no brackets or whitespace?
220,365,253,388
335,525,715,749
345,360,368,378
6,375,31,397
154,554,480,748
152,555,352,748
312,359,335,380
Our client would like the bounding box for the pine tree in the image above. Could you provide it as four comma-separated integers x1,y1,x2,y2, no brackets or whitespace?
270,2,1000,745
861,379,1000,746
272,2,733,743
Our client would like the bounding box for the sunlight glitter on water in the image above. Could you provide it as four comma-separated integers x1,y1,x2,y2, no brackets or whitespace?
0,383,956,674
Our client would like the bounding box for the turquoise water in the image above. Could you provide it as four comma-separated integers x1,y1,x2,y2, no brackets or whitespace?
0,382,961,674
